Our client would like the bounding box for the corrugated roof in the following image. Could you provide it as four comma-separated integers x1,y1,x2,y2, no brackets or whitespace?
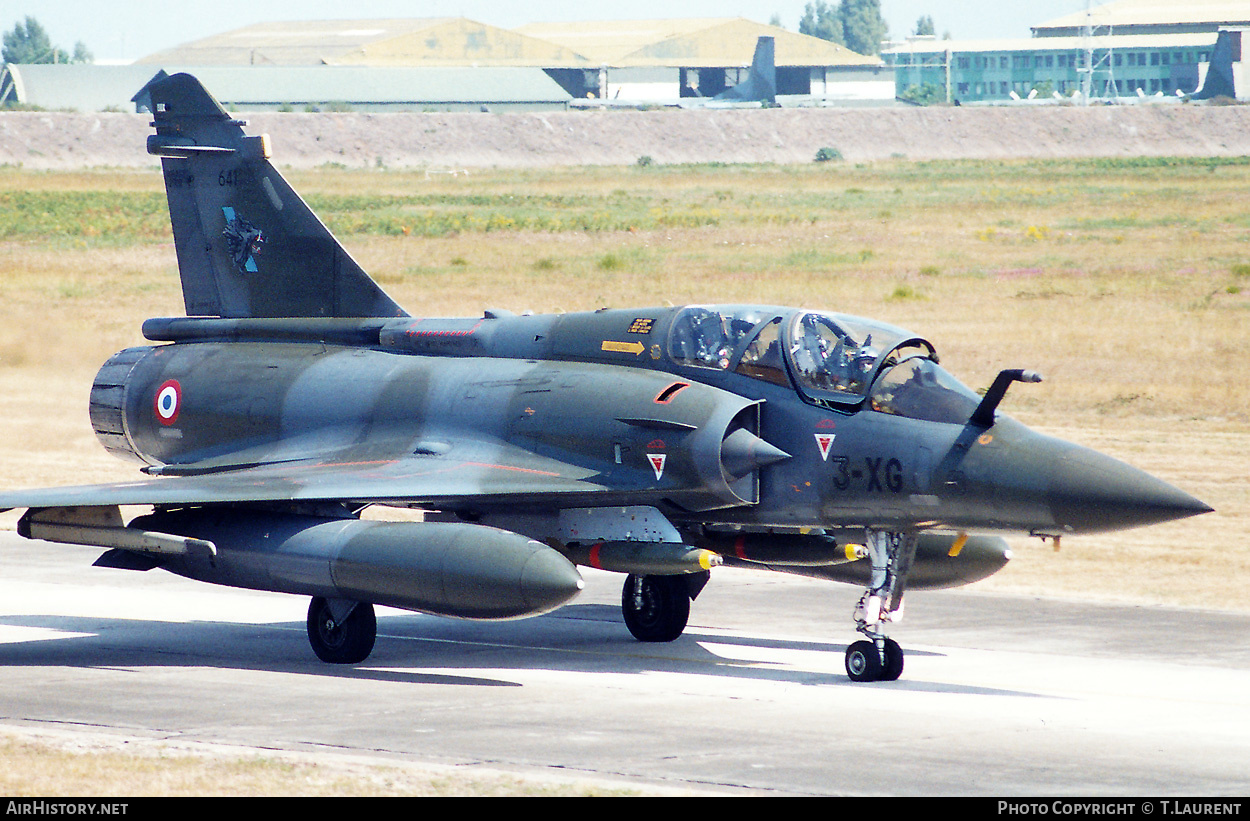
6,65,571,111
515,17,881,66
2,64,159,111
187,67,573,104
515,18,723,64
138,16,880,70
138,18,591,67
1034,0,1250,32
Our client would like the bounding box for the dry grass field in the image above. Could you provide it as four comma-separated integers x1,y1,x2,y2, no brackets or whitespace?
0,730,635,797
0,157,1246,613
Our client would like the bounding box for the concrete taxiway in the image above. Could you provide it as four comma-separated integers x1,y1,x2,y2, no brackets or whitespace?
0,531,1247,796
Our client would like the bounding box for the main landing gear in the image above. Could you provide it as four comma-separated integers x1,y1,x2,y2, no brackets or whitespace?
620,572,713,643
621,574,690,642
307,597,377,664
845,529,917,682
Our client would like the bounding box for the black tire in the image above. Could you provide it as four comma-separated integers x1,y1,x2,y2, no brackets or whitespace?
307,597,376,664
881,638,904,682
845,639,883,682
621,574,690,642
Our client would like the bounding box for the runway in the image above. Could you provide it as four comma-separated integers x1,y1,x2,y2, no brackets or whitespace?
1,531,1247,796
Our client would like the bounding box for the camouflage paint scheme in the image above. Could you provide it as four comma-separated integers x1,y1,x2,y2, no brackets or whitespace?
0,73,1211,679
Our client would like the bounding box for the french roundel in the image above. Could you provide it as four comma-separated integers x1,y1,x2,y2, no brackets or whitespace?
154,379,182,425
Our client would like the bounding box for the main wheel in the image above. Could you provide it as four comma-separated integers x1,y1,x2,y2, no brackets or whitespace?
307,597,377,664
881,638,904,682
622,574,690,642
845,639,883,682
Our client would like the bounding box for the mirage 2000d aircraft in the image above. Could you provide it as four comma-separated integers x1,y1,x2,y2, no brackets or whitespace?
0,73,1212,682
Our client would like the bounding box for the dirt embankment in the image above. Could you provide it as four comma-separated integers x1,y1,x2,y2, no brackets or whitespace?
2,104,1250,169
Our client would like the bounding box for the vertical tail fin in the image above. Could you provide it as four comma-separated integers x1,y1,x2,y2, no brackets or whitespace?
132,72,406,319
714,37,776,103
1193,30,1238,100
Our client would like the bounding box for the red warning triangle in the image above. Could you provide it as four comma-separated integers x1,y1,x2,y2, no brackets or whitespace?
648,453,667,480
814,434,835,461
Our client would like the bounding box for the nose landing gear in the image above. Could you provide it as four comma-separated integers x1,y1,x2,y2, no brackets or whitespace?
845,636,904,682
845,530,915,682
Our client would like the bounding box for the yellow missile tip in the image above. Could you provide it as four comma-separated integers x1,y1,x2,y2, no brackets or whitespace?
699,550,722,570
948,532,969,557
845,543,867,561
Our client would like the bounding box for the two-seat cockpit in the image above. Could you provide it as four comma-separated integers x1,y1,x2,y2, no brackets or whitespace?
666,305,983,425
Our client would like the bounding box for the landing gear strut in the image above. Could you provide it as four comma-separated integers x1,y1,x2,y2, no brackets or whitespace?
845,530,916,682
307,597,376,664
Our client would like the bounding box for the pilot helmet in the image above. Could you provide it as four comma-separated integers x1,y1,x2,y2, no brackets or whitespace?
853,334,878,373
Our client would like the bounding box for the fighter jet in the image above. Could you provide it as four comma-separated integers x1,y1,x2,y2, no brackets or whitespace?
0,73,1211,681
571,35,776,109
682,34,776,107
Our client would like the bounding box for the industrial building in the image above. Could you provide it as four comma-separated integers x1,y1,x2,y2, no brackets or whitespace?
885,32,1223,102
882,0,1250,103
1,17,891,111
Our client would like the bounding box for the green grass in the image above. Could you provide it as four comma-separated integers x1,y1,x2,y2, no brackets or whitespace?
0,190,168,245
8,158,1250,248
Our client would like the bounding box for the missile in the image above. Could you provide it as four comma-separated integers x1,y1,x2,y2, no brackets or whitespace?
558,541,721,575
694,530,867,567
781,532,1012,590
128,509,584,619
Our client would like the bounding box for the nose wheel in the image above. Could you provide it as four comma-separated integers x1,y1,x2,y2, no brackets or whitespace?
845,637,904,682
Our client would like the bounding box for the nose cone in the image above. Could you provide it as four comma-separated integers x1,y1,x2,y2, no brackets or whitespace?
721,427,791,480
1047,445,1213,534
519,547,585,616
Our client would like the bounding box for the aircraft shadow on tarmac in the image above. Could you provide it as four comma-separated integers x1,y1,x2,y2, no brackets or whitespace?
0,604,1043,698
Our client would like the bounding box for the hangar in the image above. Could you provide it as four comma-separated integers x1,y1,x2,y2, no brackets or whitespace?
0,64,574,112
513,17,890,103
2,16,891,111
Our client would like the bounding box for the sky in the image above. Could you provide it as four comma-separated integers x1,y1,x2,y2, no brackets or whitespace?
4,1,1094,63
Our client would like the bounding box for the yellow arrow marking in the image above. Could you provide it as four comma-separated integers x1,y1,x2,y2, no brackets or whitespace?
601,340,645,355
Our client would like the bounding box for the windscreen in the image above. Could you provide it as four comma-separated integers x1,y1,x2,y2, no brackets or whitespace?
868,357,981,424
667,306,943,406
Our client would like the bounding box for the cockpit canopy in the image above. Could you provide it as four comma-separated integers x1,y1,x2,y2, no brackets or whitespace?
667,305,981,424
